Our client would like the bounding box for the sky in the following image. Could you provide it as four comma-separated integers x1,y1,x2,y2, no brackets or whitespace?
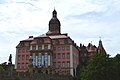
0,0,120,64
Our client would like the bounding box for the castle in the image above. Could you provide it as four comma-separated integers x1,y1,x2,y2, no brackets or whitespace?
15,9,106,76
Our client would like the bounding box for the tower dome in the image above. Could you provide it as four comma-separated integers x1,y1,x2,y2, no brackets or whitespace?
47,9,61,35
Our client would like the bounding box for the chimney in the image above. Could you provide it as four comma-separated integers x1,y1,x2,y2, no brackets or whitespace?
29,36,33,38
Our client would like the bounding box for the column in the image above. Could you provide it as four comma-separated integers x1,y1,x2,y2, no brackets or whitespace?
48,55,50,66
42,45,44,50
42,55,44,66
36,45,38,50
48,44,51,49
70,45,73,76
36,55,38,66
38,53,42,66
33,53,36,66
30,46,32,50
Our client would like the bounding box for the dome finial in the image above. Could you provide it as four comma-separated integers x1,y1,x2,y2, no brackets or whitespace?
52,8,57,17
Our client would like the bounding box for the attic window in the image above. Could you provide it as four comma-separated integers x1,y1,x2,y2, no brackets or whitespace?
64,39,68,44
39,39,44,43
55,39,59,44
21,43,24,46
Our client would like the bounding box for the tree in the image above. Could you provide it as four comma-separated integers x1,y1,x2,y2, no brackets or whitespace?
0,64,4,79
79,53,115,80
112,54,120,80
0,64,4,73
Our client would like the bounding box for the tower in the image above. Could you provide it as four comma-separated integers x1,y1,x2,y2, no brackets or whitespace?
46,9,61,35
97,39,106,53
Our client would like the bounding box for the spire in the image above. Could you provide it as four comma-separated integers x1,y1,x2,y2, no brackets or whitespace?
52,8,57,17
97,39,106,54
98,39,103,49
99,37,102,46
99,39,102,46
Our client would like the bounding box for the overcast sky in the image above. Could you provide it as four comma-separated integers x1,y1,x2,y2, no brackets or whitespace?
0,0,120,64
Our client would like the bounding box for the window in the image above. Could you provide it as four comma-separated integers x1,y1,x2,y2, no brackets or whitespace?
58,53,61,59
84,53,87,56
26,49,29,52
39,39,44,43
44,45,48,50
55,40,59,44
64,39,68,44
18,49,21,53
53,53,56,59
18,55,20,61
26,63,29,69
22,55,24,60
22,63,24,69
58,62,61,68
32,54,36,66
53,62,56,68
62,47,65,51
66,46,70,51
33,46,36,50
26,55,29,60
53,47,56,51
38,53,42,66
44,54,48,66
38,45,42,50
62,62,65,67
17,63,20,69
81,53,83,56
21,43,24,46
67,61,70,67
22,49,25,53
62,53,65,59
58,47,61,51
67,53,70,59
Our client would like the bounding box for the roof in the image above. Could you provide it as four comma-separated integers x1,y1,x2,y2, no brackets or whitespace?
21,37,34,42
37,33,68,39
49,34,68,39
37,34,48,38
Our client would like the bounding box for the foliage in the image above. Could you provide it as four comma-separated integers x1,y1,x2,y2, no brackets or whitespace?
78,53,120,80
0,64,4,72
15,76,20,80
112,54,120,80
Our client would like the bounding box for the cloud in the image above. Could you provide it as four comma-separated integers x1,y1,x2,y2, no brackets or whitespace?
0,0,120,63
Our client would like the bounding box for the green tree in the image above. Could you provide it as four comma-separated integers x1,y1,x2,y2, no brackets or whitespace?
0,64,4,79
112,54,120,80
15,76,20,80
0,64,4,72
79,53,115,80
